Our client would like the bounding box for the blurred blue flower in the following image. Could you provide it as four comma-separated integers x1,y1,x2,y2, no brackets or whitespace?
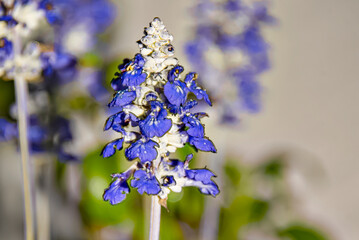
0,118,17,141
0,0,115,163
186,0,275,123
0,116,77,161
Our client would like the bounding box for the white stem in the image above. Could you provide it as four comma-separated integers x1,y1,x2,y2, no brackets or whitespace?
149,196,161,240
148,154,162,240
14,31,35,240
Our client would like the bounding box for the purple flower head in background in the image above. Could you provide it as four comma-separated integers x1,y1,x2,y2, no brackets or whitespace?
186,0,275,123
0,0,115,162
102,18,219,206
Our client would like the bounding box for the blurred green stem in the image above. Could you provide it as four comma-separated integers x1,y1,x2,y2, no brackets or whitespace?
14,32,35,240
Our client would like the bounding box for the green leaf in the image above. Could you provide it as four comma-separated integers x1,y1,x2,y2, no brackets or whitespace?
224,161,242,187
167,187,205,228
175,143,197,161
219,196,269,240
160,212,185,240
79,52,103,67
278,224,328,240
259,155,286,178
0,80,15,118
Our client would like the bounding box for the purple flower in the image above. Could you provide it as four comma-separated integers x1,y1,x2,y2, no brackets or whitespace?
131,170,161,195
125,139,158,163
103,177,131,205
101,138,124,158
185,0,275,122
102,18,219,205
139,105,172,138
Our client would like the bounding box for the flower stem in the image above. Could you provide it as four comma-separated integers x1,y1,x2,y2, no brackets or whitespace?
14,32,35,240
149,196,161,240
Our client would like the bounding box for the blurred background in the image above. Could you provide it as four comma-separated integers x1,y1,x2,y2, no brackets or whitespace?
1,0,359,239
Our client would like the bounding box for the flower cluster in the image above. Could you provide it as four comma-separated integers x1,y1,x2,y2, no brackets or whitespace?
0,0,114,161
0,0,114,82
102,18,219,205
0,115,76,161
186,0,275,122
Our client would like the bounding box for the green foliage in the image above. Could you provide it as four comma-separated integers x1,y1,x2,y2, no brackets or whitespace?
219,196,269,239
67,95,99,111
79,147,144,236
80,52,103,67
167,187,205,228
160,212,184,240
259,155,285,178
278,224,328,240
224,161,242,187
0,80,15,118
175,143,197,161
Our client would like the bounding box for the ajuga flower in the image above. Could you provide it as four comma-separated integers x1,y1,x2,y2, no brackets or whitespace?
103,18,219,205
186,0,275,122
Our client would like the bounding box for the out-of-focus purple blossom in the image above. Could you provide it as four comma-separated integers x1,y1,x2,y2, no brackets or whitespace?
0,0,115,162
0,118,17,141
186,0,275,123
44,0,116,56
0,115,77,161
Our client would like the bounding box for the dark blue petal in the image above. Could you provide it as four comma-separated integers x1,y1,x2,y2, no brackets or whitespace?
133,54,145,67
191,88,212,106
186,169,216,184
189,137,216,153
122,70,147,87
185,72,212,106
131,170,161,195
101,138,124,158
164,80,187,106
125,139,158,163
168,65,184,82
183,100,198,111
139,112,172,138
167,159,185,171
108,90,136,108
104,114,116,131
162,176,176,187
112,54,147,88
183,114,204,138
103,178,130,205
199,182,219,196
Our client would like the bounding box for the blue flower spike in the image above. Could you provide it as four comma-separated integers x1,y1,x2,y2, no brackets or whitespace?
102,18,219,207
